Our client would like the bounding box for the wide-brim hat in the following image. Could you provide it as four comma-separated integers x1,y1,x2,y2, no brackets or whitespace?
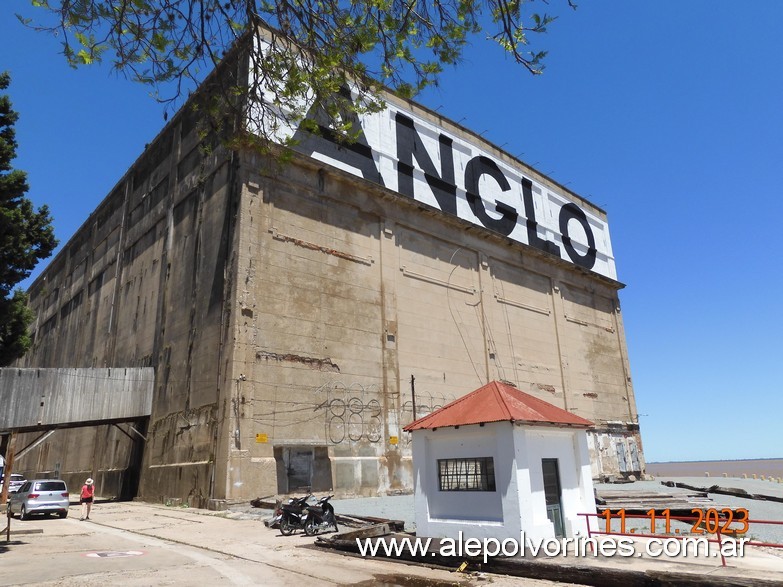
86,478,94,485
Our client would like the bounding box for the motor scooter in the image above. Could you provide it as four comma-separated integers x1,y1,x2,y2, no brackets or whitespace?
303,495,338,535
279,493,313,535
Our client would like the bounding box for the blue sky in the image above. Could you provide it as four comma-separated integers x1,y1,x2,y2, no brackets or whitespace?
2,2,781,462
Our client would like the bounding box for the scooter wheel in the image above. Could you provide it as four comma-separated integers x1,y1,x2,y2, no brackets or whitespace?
304,520,318,536
280,518,295,536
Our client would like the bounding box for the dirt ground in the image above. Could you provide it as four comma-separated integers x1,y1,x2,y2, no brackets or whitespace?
0,501,576,587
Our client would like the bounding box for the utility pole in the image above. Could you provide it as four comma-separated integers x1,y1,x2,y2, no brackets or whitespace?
2,432,17,542
410,375,417,421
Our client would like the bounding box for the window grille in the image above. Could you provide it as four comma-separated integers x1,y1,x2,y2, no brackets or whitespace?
437,457,496,491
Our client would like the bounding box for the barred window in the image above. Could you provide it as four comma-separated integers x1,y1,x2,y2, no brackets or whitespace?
438,457,496,491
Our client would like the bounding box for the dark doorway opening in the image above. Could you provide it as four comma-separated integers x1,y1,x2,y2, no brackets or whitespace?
542,458,565,538
274,446,333,494
118,419,149,501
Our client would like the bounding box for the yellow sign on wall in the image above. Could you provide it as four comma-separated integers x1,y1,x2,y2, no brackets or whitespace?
389,436,399,445
255,433,268,443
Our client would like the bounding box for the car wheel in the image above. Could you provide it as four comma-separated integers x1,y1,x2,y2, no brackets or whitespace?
20,505,29,521
58,510,68,519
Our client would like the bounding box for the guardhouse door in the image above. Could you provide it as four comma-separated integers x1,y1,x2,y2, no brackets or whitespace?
542,458,565,538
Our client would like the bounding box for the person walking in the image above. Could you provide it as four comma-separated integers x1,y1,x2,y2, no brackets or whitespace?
80,478,95,520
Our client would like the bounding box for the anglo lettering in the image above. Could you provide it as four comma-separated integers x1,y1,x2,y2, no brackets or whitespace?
395,113,457,215
464,156,517,237
559,203,597,270
521,178,560,257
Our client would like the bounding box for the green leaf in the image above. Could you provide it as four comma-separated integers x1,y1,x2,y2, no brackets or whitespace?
76,49,93,65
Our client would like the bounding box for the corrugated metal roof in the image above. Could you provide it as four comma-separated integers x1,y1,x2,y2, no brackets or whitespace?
403,380,593,431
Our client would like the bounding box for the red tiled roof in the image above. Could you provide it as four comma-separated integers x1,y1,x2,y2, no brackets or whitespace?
403,380,593,431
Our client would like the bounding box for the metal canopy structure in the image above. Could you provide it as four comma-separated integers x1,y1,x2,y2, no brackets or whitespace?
0,368,154,433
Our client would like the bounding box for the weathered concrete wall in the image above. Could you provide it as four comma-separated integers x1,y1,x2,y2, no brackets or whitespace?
587,428,646,480
16,98,238,505
226,137,642,499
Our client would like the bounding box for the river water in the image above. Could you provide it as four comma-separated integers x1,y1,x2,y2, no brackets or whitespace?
646,458,783,479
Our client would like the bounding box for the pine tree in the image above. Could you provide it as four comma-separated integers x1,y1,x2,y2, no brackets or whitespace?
0,72,57,366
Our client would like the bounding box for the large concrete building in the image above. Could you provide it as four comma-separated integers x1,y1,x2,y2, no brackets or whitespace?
9,38,644,506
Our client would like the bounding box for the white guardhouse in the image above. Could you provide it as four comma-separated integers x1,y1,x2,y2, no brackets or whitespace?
404,381,597,542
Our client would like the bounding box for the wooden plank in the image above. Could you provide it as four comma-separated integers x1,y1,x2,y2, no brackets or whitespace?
325,523,391,541
595,486,728,514
663,481,783,504
348,515,405,532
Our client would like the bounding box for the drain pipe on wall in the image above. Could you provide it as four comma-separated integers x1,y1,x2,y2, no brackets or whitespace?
234,374,246,450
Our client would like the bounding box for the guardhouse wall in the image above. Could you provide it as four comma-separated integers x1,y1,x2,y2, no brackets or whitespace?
411,424,521,540
516,426,596,541
411,423,595,541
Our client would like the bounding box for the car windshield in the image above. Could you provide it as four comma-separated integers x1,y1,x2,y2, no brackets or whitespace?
34,481,66,491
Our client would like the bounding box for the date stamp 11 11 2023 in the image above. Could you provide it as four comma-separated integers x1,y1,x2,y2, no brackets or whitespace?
601,508,750,536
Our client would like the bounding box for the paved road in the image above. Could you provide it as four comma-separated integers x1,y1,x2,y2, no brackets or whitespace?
0,502,574,587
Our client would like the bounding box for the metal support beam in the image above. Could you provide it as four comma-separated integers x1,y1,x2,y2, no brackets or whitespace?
14,430,56,461
112,422,148,442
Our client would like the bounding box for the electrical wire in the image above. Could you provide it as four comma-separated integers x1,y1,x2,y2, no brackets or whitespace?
445,247,484,386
